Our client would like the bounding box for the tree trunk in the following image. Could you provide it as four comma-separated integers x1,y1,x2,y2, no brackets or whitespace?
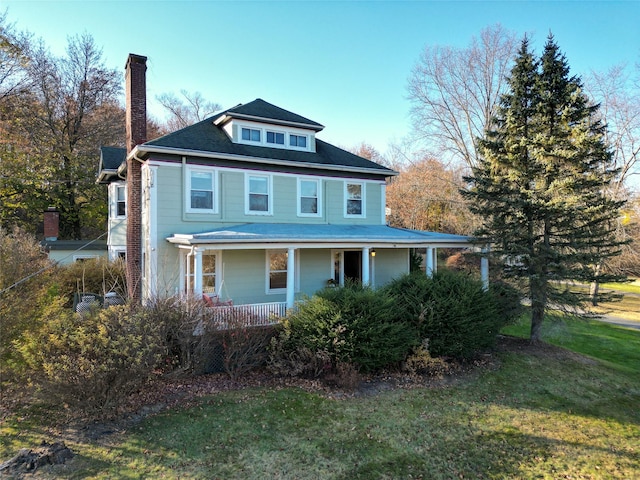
530,300,545,344
529,275,547,344
590,263,602,306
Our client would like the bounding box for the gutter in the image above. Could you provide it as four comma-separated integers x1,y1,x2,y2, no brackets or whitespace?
127,145,398,177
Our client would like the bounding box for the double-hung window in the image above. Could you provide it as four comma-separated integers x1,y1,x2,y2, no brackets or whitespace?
241,127,261,142
267,250,288,292
266,131,285,145
247,174,271,214
298,178,320,216
188,169,216,212
115,185,126,218
345,182,364,216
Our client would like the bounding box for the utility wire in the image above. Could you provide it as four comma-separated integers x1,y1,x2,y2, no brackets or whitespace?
0,217,125,296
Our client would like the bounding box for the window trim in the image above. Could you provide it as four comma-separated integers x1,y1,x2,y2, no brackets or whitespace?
289,133,308,150
245,173,273,215
241,127,261,143
266,130,285,145
344,181,365,218
265,249,299,295
186,167,218,214
181,250,220,296
114,184,126,219
297,177,322,217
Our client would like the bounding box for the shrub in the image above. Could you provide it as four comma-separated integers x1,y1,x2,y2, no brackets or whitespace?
384,270,510,359
0,227,54,378
144,296,206,373
270,283,419,374
489,280,524,325
403,340,450,377
53,257,127,307
217,313,278,380
19,303,163,415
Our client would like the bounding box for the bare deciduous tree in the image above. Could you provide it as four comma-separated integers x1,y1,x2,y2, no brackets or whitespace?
0,10,32,103
585,64,640,194
386,156,475,235
157,89,221,132
408,24,518,169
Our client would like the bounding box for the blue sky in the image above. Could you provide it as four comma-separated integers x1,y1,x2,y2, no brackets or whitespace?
3,1,640,155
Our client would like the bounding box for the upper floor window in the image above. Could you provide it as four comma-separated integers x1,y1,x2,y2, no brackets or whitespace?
115,185,126,218
298,178,321,216
246,174,271,214
266,131,285,145
345,182,364,217
187,168,217,213
290,134,307,148
241,127,261,142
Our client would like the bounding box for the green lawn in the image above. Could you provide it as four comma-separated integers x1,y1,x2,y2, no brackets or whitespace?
2,321,639,479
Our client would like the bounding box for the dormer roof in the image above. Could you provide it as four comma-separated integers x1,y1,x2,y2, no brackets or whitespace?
141,99,394,177
214,98,324,132
97,146,126,184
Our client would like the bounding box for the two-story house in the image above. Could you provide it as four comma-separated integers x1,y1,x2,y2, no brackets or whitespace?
98,54,480,313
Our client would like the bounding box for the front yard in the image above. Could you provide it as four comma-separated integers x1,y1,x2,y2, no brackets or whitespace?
2,321,639,479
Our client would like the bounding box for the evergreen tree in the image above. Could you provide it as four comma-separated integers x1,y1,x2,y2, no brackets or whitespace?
464,35,626,343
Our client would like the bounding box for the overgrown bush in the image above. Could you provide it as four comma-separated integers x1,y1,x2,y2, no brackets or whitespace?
145,297,277,379
0,227,54,378
218,315,278,380
384,270,517,359
269,283,419,375
53,257,127,307
144,296,207,373
19,303,164,414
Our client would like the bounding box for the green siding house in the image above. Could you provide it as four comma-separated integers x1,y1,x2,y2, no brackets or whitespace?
98,54,478,313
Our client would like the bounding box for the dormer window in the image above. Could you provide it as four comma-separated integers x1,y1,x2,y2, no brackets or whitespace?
290,134,307,148
241,127,261,142
266,131,285,145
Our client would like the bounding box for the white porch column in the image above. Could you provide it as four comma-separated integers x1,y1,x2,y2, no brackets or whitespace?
432,248,438,274
286,247,296,309
426,247,434,278
481,246,490,291
362,247,371,285
193,248,203,295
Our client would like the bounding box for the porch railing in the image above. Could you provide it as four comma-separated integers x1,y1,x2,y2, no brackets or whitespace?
204,302,286,330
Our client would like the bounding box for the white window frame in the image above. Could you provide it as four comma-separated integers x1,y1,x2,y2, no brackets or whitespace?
266,249,299,295
114,184,126,219
181,250,220,295
297,177,322,217
289,133,308,150
241,127,261,143
245,173,272,215
186,167,218,214
344,181,365,217
266,130,285,145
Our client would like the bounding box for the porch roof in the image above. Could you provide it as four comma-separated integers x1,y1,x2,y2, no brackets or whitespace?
166,223,474,249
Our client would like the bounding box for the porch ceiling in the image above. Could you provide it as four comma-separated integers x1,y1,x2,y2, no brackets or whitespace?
166,223,474,249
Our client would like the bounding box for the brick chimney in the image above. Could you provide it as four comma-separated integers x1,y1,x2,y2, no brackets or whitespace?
125,54,147,303
43,207,59,241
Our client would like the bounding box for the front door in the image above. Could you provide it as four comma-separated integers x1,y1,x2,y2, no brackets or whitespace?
343,250,362,283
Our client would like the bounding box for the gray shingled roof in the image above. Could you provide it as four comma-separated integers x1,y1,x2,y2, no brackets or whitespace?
222,99,324,130
144,99,395,176
97,146,126,184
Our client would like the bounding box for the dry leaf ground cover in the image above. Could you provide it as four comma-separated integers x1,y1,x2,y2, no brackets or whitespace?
2,315,639,479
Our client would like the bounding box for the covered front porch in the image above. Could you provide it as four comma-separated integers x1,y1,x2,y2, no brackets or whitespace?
165,223,487,320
